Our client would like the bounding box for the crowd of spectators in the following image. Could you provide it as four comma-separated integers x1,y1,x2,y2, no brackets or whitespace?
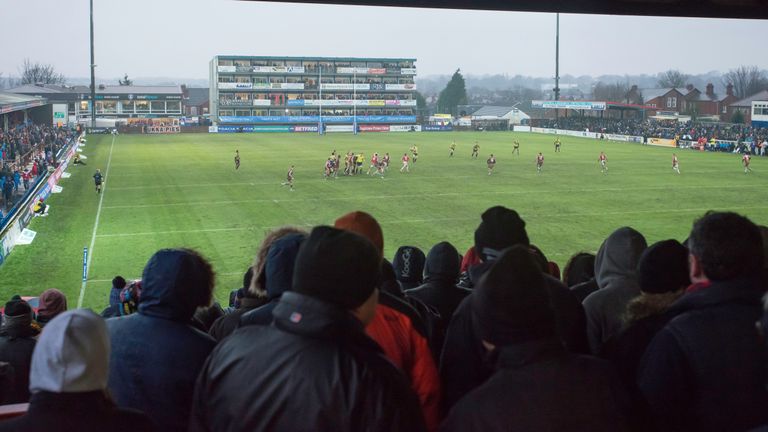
534,116,768,145
0,123,75,216
0,207,765,431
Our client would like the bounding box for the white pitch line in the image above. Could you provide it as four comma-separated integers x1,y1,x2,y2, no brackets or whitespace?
100,183,757,210
77,135,116,308
89,204,768,239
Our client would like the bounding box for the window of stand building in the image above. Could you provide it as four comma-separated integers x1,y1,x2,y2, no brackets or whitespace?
150,101,166,113
270,60,284,66
167,101,181,113
286,60,301,67
351,61,365,68
234,60,249,67
254,77,268,84
270,77,285,84
218,59,234,66
235,109,250,116
367,62,382,68
253,109,267,116
304,61,317,72
219,109,234,116
235,76,251,83
219,76,234,83
96,101,117,113
135,101,149,113
253,59,268,66
122,100,135,113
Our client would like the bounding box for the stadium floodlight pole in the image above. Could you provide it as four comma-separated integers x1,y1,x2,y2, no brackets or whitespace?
553,12,561,120
318,64,323,135
89,0,96,128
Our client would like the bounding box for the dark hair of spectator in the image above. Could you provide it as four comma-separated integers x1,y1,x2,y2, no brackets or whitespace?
688,211,764,281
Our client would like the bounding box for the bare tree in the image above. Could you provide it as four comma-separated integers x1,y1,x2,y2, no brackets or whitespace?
592,81,629,102
722,66,768,99
19,58,66,85
657,70,688,88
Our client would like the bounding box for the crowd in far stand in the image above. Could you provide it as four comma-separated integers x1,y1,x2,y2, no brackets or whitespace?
534,117,768,145
0,206,766,432
0,123,74,214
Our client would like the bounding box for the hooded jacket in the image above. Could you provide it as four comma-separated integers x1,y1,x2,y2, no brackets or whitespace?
0,304,37,404
406,242,468,324
0,310,153,432
582,227,647,354
440,261,588,410
239,233,305,327
189,292,426,432
107,250,216,432
637,276,768,432
441,339,630,432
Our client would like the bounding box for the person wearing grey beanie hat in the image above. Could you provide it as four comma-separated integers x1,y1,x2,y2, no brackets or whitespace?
0,310,152,432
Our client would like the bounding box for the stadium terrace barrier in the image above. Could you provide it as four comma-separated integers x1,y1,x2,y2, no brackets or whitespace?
209,124,420,133
647,137,676,147
423,125,453,132
513,126,532,132
0,135,81,266
525,126,644,143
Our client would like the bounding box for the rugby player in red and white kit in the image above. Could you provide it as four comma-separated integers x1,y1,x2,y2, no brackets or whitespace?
743,152,752,173
672,153,680,174
598,151,608,174
400,153,410,173
536,152,544,174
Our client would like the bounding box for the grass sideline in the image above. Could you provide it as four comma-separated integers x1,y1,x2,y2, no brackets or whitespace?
0,131,765,310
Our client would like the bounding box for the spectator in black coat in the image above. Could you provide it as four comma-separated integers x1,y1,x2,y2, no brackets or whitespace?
107,249,216,432
638,212,768,432
440,206,587,410
601,239,689,429
0,299,38,404
190,226,425,432
441,246,630,432
0,310,153,432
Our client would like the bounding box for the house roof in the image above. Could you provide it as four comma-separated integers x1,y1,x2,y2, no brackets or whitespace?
729,90,768,107
471,105,520,117
640,88,687,102
185,88,209,106
8,84,182,96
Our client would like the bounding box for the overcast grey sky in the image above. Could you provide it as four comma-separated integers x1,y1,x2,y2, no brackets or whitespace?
1,0,766,81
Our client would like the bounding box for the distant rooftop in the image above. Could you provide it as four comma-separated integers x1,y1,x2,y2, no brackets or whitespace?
215,55,416,62
8,84,182,95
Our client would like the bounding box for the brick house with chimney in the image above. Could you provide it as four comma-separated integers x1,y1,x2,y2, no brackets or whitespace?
640,88,689,114
726,89,768,124
686,83,737,119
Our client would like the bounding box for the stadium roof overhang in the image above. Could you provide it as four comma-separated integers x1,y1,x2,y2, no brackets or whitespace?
531,100,656,112
243,0,768,20
0,92,48,115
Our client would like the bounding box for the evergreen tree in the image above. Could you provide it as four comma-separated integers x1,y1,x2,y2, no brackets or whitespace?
437,69,467,116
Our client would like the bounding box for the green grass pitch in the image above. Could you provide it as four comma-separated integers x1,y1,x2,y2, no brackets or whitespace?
0,131,765,310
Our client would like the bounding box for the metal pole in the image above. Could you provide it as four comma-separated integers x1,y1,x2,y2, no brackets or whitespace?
89,0,96,128
554,13,560,120
318,64,322,134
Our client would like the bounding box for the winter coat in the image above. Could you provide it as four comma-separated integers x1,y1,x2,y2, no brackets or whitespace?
189,291,426,432
366,291,442,432
637,277,768,432
106,251,216,432
0,391,154,432
405,241,468,355
208,297,268,341
0,326,36,404
570,277,599,302
238,233,304,327
440,261,587,410
441,339,630,432
583,227,647,354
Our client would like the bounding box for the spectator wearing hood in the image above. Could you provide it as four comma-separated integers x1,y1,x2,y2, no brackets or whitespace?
0,310,153,432
393,245,426,291
440,206,588,410
0,299,38,404
190,226,425,432
601,239,689,429
239,233,305,327
442,246,630,432
564,252,599,302
638,212,768,432
210,227,304,340
582,227,647,354
406,241,468,354
107,249,216,432
334,211,441,431
35,289,67,327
